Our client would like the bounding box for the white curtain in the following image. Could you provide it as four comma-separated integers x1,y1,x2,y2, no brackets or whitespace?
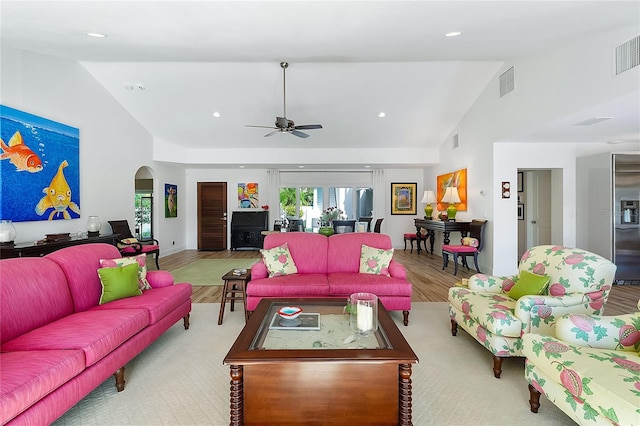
267,169,280,230
372,169,385,220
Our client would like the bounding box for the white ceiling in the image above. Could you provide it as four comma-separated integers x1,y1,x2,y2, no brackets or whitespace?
1,1,639,163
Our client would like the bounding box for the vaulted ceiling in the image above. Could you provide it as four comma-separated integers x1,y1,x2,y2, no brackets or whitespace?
2,1,639,167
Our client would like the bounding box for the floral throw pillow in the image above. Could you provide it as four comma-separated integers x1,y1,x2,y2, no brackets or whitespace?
260,243,298,277
100,254,152,291
359,244,394,276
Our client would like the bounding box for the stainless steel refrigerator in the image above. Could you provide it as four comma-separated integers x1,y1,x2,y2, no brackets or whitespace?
613,154,640,283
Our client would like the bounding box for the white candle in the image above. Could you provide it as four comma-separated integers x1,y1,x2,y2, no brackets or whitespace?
357,303,373,331
0,231,11,243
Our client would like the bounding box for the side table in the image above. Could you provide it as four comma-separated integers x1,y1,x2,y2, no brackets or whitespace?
218,269,251,325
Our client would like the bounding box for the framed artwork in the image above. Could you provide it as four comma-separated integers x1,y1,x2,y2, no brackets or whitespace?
436,168,467,211
390,182,417,215
518,203,525,220
165,184,178,218
0,105,80,222
517,172,524,192
238,182,258,208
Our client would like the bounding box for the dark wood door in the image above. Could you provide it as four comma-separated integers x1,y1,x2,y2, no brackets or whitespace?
197,182,227,250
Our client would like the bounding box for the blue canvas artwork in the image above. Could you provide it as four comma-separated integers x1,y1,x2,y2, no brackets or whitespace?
0,105,80,222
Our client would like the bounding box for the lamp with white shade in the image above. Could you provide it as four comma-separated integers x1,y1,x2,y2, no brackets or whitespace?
441,187,461,221
420,190,437,219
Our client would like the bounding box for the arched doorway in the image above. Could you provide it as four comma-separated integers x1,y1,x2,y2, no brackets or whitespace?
135,167,155,240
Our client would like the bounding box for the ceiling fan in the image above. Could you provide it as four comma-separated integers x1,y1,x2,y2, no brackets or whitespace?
245,62,323,138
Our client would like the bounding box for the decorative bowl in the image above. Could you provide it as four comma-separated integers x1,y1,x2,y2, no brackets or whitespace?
277,306,303,320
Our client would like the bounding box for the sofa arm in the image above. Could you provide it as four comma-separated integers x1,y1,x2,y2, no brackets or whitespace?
251,260,268,279
147,270,175,288
515,294,596,335
468,273,514,294
555,312,640,351
388,259,407,280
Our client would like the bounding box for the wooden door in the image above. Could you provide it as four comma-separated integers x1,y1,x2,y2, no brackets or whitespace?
198,182,227,250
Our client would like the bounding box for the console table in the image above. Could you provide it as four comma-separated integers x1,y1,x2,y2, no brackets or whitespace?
0,234,119,259
414,219,470,254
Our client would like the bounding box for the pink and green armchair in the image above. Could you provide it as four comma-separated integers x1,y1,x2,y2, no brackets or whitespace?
448,245,617,378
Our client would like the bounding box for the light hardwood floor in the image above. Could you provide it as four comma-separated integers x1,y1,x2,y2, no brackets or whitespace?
157,247,640,316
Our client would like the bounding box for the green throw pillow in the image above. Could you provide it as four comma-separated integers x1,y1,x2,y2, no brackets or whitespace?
507,270,550,300
98,263,142,305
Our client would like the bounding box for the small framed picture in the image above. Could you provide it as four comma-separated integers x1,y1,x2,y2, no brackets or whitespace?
517,172,524,192
391,183,417,215
517,203,525,221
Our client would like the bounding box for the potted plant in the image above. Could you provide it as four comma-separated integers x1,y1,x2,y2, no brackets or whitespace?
318,207,344,236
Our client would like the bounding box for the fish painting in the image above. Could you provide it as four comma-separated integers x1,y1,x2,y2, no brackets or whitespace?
0,131,43,173
35,160,81,220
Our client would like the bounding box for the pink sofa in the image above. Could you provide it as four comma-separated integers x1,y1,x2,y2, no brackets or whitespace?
0,243,192,425
247,232,412,325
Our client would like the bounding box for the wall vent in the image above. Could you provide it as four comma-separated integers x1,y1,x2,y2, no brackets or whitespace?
499,66,515,97
616,35,640,75
452,134,459,149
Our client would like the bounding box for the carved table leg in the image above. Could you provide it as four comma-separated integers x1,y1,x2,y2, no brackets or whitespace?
492,355,504,378
528,383,541,413
450,319,458,336
398,364,413,426
402,310,409,326
113,367,125,392
229,365,244,426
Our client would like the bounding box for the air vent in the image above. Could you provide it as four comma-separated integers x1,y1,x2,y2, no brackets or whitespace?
499,66,515,97
453,134,459,149
616,35,640,75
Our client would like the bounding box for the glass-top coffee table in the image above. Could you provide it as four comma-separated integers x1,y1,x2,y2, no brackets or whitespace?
223,298,418,425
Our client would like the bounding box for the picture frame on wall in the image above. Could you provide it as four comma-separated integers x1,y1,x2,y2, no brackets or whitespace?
518,203,525,220
517,172,524,192
390,182,417,215
165,184,178,218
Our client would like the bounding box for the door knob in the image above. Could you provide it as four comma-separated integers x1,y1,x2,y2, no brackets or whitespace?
531,220,537,224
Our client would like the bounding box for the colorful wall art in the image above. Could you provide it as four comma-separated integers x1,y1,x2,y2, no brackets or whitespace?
0,105,80,222
390,182,417,215
436,168,467,212
165,183,178,218
238,182,258,208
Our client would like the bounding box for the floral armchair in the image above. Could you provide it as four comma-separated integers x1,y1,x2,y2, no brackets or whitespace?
448,245,617,378
522,301,640,425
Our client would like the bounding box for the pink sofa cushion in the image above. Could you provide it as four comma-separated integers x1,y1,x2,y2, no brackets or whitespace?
90,284,192,325
0,257,74,345
1,309,148,367
262,233,328,274
246,274,330,297
328,272,413,297
0,350,84,424
46,243,123,313
327,233,393,273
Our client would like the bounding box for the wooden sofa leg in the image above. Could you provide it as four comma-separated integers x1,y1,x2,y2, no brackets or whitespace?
183,313,190,330
402,310,409,326
528,383,541,413
114,367,125,392
450,319,458,336
492,355,504,378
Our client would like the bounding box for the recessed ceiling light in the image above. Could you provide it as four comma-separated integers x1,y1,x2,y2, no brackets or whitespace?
364,165,371,168
378,112,386,118
85,32,107,38
298,165,305,168
445,31,462,37
239,165,245,168
212,112,221,118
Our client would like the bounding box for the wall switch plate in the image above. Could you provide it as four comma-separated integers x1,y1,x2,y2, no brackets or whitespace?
501,182,511,198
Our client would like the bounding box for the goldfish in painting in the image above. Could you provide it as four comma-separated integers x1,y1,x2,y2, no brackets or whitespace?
0,131,43,173
35,160,80,220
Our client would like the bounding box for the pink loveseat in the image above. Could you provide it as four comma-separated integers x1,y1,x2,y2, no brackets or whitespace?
247,232,413,325
0,243,192,425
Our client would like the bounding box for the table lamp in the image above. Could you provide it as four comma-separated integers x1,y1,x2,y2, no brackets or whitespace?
420,190,436,219
441,187,461,221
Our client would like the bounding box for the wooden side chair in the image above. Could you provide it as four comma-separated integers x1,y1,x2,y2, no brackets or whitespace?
373,218,384,233
108,220,161,269
442,219,487,275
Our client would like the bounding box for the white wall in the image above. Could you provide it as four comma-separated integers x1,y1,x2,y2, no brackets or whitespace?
1,47,186,254
428,25,640,277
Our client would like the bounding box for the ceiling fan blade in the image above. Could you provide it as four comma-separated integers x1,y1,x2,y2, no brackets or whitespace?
294,124,323,130
290,130,310,138
264,130,281,137
246,125,277,129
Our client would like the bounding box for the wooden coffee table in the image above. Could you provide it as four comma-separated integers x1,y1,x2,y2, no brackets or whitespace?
223,298,418,425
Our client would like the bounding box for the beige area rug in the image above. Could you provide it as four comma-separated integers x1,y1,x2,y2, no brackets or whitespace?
170,259,258,285
54,303,574,426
